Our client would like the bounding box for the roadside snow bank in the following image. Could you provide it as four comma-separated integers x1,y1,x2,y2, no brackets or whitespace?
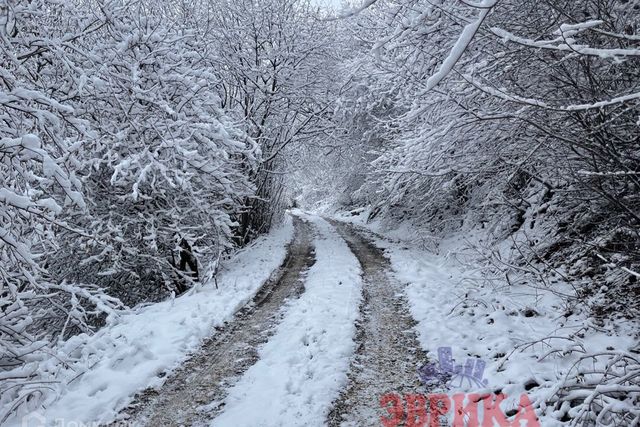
8,217,294,427
382,241,637,425
211,213,362,427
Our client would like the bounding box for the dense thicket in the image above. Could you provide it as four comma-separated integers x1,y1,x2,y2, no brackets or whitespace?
323,0,640,316
206,0,338,243
0,0,333,419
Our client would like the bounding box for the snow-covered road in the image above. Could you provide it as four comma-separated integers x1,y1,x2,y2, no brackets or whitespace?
104,211,429,427
22,210,567,427
118,215,317,426
326,219,428,426
210,213,363,427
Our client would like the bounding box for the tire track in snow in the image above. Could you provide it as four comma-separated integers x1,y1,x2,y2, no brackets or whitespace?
112,215,316,427
326,220,429,427
209,213,363,427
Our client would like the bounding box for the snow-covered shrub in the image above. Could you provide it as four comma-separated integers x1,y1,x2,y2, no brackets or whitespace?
0,1,126,421
542,349,640,425
336,0,640,297
0,0,257,419
47,9,257,306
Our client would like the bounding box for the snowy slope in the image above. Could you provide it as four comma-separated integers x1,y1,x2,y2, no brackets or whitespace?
7,218,294,427
380,240,637,425
211,213,363,427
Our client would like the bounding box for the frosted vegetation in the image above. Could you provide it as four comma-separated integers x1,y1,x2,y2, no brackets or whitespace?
1,0,639,425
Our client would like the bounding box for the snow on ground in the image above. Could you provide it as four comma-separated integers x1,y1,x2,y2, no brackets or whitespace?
334,209,638,426
7,218,294,427
211,212,363,427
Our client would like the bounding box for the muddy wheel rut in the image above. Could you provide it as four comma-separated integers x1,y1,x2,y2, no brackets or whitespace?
327,220,429,427
111,216,316,427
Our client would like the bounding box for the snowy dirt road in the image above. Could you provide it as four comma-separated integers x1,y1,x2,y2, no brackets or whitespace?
109,214,426,427
114,216,316,426
326,220,429,427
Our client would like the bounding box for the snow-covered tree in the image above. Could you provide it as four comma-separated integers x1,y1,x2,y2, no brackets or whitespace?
49,5,258,305
0,0,258,418
0,1,124,420
201,0,340,241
